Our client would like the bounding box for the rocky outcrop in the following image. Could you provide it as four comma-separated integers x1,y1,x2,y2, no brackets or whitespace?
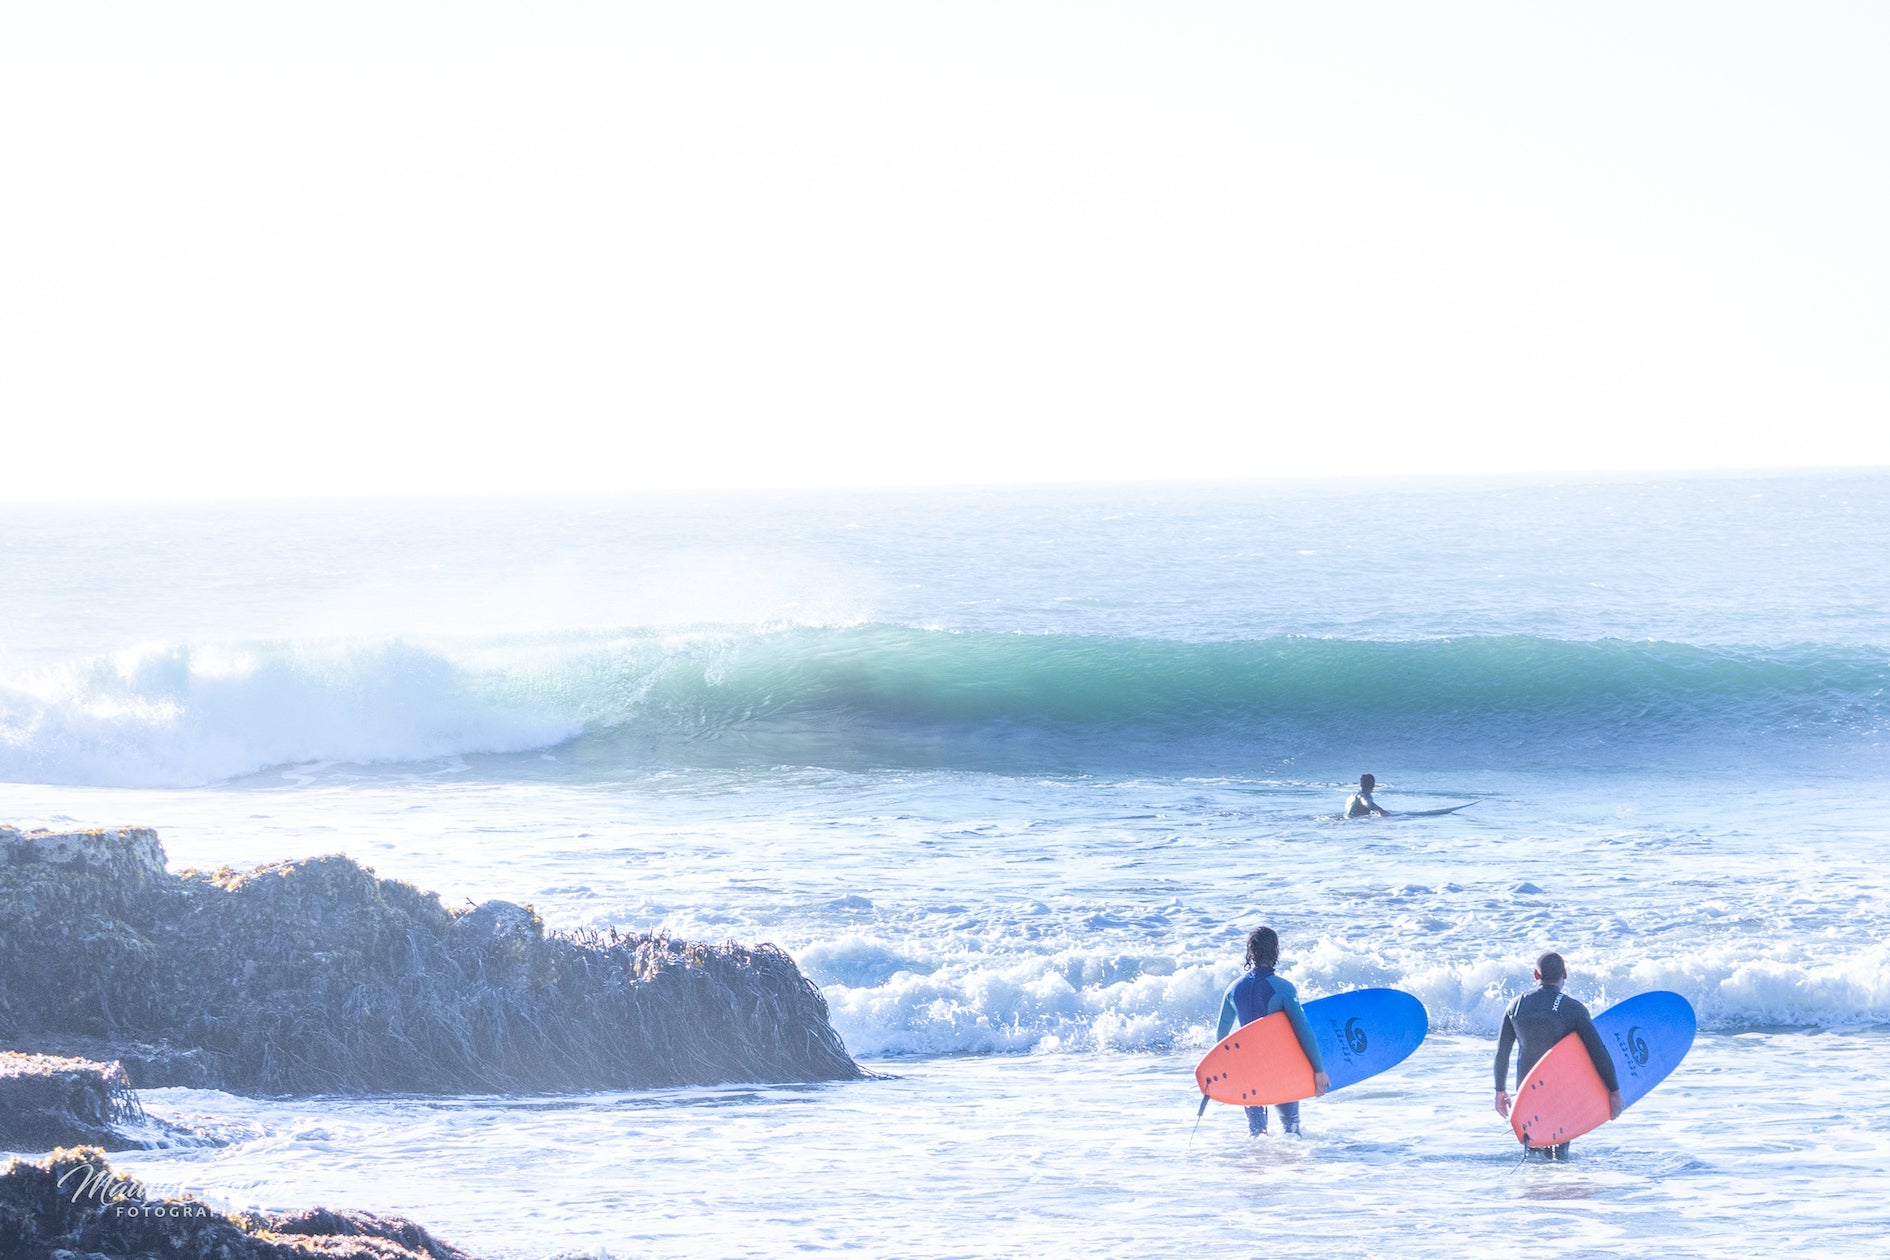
1,825,863,1096
0,1147,474,1260
0,1054,143,1152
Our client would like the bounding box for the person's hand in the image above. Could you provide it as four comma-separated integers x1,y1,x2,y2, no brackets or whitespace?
1313,1070,1331,1097
1495,1089,1511,1119
1608,1089,1624,1121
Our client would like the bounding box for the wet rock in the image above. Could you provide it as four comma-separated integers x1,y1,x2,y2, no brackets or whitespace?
449,899,543,947
1,827,166,885
0,1054,142,1152
2,1038,224,1091
2,826,863,1096
0,1147,476,1260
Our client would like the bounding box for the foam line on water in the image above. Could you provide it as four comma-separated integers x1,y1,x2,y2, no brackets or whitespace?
803,940,1890,1057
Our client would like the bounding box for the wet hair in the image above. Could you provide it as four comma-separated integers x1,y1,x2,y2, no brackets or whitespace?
1536,951,1567,984
1359,774,1375,790
1246,926,1280,969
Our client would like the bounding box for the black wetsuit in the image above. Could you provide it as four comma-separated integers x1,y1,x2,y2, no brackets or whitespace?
1344,791,1384,818
1495,985,1620,1157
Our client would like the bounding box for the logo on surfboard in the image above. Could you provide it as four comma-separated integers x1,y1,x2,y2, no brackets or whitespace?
1625,1026,1650,1065
1344,1017,1369,1055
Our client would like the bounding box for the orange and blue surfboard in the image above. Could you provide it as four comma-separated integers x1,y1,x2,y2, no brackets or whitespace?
1196,988,1428,1107
1510,989,1696,1149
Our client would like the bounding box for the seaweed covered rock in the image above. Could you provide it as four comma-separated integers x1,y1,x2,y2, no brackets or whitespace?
5,1038,224,1091
0,1054,143,1152
1,826,864,1095
0,1147,474,1260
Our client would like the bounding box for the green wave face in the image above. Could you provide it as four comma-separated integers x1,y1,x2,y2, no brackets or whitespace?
562,628,1890,775
6,627,1885,785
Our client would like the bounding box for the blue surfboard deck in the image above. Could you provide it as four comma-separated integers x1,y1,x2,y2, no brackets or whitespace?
1300,988,1429,1092
1594,989,1696,1110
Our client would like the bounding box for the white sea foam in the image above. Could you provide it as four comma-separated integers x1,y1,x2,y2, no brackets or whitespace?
807,940,1890,1058
0,639,582,787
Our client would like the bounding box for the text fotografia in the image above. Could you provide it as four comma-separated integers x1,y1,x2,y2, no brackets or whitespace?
58,1163,213,1219
111,1201,216,1219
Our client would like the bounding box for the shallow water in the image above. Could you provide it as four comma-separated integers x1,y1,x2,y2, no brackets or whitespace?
111,1031,1890,1259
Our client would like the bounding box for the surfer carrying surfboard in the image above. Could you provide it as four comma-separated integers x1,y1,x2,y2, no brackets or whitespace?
1493,951,1624,1159
1344,774,1387,818
1215,927,1331,1135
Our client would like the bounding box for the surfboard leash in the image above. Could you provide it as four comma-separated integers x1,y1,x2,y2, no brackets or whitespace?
1510,1122,1532,1173
1187,1092,1210,1151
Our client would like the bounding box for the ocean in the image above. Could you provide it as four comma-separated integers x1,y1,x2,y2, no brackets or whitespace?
4,471,1888,1257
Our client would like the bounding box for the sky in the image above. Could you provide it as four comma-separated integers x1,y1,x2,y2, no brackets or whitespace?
3,2,1887,502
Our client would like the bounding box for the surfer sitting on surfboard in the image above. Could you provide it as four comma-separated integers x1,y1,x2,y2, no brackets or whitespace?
1215,927,1331,1136
1344,774,1388,818
1493,951,1624,1160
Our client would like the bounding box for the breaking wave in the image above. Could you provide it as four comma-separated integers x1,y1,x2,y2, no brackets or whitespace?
3,626,1884,786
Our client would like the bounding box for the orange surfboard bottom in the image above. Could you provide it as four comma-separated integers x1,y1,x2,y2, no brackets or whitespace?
1510,1031,1612,1148
1195,1011,1317,1106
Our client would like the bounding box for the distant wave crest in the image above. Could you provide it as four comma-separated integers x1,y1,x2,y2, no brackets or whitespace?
2,626,1885,786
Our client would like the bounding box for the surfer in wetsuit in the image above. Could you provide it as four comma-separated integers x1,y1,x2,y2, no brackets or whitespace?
1215,926,1331,1136
1493,951,1625,1160
1344,773,1388,818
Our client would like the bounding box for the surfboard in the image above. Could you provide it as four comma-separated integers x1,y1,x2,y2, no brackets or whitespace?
1196,987,1429,1106
1337,802,1479,820
1509,990,1696,1148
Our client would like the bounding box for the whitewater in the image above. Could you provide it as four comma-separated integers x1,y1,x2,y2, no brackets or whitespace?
4,472,1889,1256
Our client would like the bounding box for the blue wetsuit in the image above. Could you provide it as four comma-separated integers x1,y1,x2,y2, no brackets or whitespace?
1216,966,1327,1135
